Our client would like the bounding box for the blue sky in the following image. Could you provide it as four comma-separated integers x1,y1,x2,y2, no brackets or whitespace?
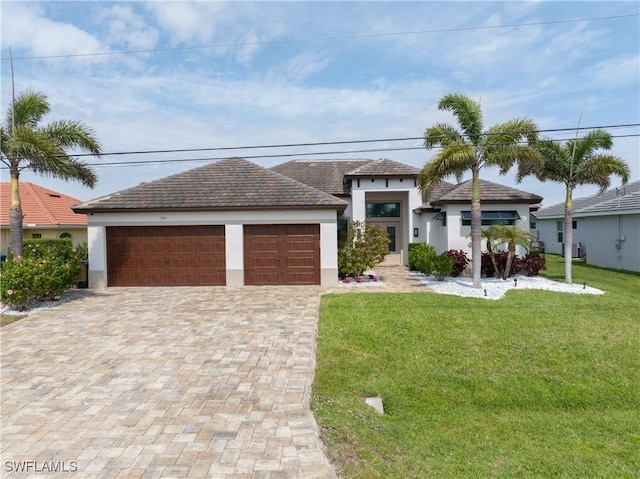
1,1,639,207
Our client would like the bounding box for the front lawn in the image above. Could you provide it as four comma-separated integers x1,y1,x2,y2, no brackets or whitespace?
313,255,640,478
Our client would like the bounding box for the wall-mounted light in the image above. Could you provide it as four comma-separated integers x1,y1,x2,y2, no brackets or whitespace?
413,228,419,237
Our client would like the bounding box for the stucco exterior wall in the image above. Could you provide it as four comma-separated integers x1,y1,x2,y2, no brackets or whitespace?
0,226,87,256
533,212,639,272
84,209,339,288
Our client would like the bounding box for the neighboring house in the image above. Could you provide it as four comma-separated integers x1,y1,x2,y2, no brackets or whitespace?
0,182,87,256
73,157,543,288
535,180,640,272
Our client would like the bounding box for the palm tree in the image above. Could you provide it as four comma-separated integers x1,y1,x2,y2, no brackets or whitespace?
481,228,501,278
488,224,533,279
521,129,629,284
419,92,540,288
1,91,102,257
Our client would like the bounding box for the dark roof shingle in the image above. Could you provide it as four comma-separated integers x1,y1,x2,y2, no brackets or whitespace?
430,179,543,205
74,158,347,212
271,159,370,196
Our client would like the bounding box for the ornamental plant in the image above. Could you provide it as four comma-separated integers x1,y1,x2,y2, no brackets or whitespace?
432,253,455,281
338,221,390,278
0,239,81,310
408,243,438,274
444,249,469,277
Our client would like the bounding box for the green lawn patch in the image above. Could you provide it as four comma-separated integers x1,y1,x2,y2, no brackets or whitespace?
313,255,640,478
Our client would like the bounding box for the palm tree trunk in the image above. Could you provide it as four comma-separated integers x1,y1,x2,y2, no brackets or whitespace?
487,241,500,278
503,240,515,279
9,170,23,257
564,187,574,284
470,168,482,288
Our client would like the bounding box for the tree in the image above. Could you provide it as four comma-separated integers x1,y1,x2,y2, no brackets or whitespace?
480,228,501,278
418,92,540,288
521,130,630,284
0,91,102,257
488,224,534,279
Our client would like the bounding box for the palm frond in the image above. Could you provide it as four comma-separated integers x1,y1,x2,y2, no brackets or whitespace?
30,158,97,188
437,93,483,140
575,155,630,190
42,120,102,156
570,129,614,164
424,123,463,149
6,91,50,132
417,143,476,197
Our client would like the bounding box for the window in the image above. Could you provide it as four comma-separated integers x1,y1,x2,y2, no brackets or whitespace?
386,226,397,252
556,220,563,243
572,220,577,230
337,219,349,247
31,233,42,239
461,211,520,226
59,232,72,239
366,202,400,218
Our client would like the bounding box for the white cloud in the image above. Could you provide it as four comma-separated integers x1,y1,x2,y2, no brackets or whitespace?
100,5,159,51
1,3,105,59
586,54,640,88
145,1,227,45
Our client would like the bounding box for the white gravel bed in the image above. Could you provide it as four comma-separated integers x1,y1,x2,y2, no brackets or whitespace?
410,272,604,300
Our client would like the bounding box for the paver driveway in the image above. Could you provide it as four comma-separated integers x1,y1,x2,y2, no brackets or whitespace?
1,286,336,478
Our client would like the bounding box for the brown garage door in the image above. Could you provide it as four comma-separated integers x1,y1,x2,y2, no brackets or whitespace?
106,226,226,286
244,224,320,285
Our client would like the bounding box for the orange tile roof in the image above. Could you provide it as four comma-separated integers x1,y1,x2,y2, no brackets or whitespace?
0,182,86,226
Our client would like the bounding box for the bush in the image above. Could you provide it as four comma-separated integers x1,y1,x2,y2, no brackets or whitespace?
0,239,81,310
521,253,546,276
481,251,543,277
75,241,89,261
433,254,455,281
338,221,390,277
445,249,469,277
408,243,437,274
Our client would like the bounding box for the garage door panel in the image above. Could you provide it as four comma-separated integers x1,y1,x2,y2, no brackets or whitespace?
107,226,225,286
244,224,320,286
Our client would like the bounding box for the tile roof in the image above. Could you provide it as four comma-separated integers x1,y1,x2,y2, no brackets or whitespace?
73,158,348,213
429,179,543,205
271,159,370,196
536,180,640,218
345,159,421,178
0,182,86,226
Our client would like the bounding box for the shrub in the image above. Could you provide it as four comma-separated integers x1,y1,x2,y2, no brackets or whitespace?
408,243,437,274
0,239,81,310
521,253,546,276
445,249,469,277
338,221,390,277
433,254,455,281
75,241,89,261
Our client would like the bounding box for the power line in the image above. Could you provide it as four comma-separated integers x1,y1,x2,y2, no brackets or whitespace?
59,132,640,169
8,123,637,159
3,13,638,62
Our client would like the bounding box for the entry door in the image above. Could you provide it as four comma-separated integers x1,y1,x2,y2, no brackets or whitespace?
381,222,402,265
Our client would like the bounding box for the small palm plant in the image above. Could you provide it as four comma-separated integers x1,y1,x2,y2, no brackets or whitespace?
488,224,534,279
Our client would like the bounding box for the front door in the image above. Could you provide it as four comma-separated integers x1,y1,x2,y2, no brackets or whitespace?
380,221,402,265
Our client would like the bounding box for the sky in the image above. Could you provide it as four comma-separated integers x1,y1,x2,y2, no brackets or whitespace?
1,0,639,208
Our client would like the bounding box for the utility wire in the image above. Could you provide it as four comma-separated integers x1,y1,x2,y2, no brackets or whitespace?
6,123,636,160
2,13,638,61
61,132,640,169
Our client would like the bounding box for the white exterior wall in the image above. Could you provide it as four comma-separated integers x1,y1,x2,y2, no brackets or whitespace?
349,178,420,265
84,209,339,288
534,218,562,254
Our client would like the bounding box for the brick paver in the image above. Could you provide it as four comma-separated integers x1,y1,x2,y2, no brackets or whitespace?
1,266,425,478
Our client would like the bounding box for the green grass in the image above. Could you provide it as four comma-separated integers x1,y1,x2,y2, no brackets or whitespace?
313,255,640,478
0,314,26,327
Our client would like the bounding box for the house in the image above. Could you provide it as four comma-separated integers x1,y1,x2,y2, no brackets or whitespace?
534,181,640,272
0,182,88,256
73,157,543,288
